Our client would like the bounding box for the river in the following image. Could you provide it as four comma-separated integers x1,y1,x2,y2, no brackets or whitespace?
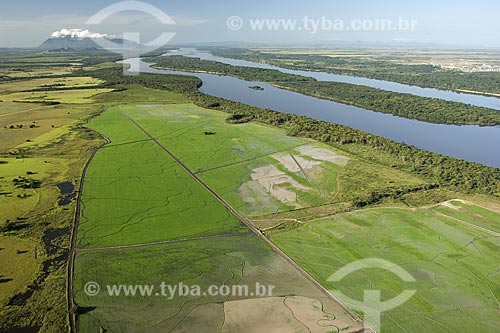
121,55,500,168
170,48,500,111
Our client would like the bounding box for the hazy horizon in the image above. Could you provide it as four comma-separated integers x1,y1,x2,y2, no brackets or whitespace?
1,0,500,49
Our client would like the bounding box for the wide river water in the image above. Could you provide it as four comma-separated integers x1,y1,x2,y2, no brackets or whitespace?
171,48,500,110
121,52,500,168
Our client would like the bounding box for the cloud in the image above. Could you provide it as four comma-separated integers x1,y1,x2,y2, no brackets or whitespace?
50,28,117,39
0,11,212,47
173,16,210,26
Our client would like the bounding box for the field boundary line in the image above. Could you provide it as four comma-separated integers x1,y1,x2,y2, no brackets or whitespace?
67,113,111,333
75,233,246,252
430,199,500,215
288,151,326,197
126,115,372,332
304,203,500,237
288,152,310,181
0,106,45,117
306,205,412,223
101,138,153,149
194,143,310,174
434,212,500,237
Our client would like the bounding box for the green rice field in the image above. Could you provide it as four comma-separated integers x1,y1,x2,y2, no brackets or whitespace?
272,205,500,332
74,104,363,332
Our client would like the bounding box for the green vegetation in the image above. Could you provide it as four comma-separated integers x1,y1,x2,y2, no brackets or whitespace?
0,72,112,104
430,200,500,233
74,233,359,332
95,84,189,104
194,98,500,197
225,113,253,124
0,103,98,150
147,55,314,82
0,141,99,332
0,50,118,80
125,104,306,171
0,158,52,224
198,154,333,217
279,81,500,126
74,105,361,332
2,48,499,332
0,76,104,94
148,54,500,126
89,66,500,197
0,51,195,331
0,235,39,305
78,108,248,248
0,51,110,332
74,235,264,331
120,105,429,218
210,48,500,95
272,205,500,332
0,88,113,104
79,104,354,237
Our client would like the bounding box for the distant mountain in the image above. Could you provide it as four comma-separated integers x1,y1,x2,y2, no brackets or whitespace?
39,36,144,51
38,29,143,51
39,36,99,50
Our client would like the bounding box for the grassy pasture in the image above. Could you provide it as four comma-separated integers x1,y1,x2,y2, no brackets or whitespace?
0,235,39,306
0,125,104,330
0,52,81,79
272,206,500,332
0,88,113,104
0,157,57,223
0,57,112,330
95,84,189,104
334,157,427,203
0,66,78,78
0,77,104,95
0,102,52,116
77,140,248,248
0,54,81,63
0,103,97,150
0,49,497,332
199,156,297,217
82,62,121,72
83,106,148,145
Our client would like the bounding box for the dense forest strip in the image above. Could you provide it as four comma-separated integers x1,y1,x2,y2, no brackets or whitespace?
209,48,500,96
87,67,500,197
147,55,314,83
276,81,500,126
148,55,500,126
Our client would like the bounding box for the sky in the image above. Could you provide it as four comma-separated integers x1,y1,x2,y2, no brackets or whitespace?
0,0,499,48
